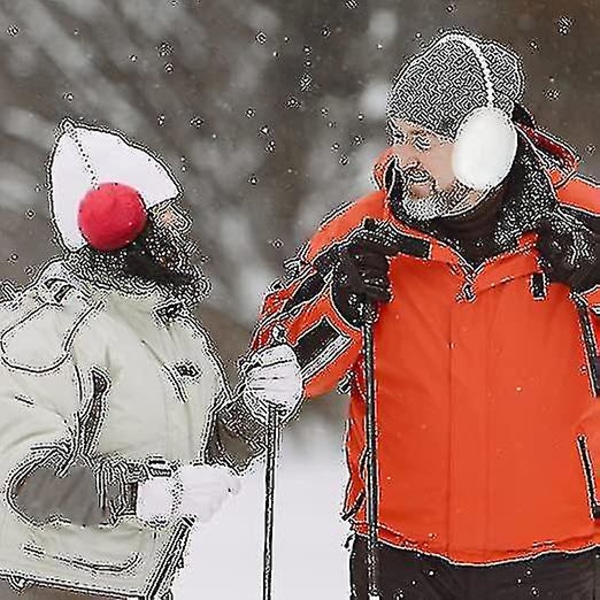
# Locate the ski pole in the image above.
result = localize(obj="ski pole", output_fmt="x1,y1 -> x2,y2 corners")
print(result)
362,300 -> 381,600
262,403 -> 281,600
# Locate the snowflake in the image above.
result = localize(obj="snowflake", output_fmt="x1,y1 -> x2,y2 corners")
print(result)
299,72 -> 313,92
556,16 -> 573,36
158,41 -> 173,57
285,96 -> 301,109
190,115 -> 205,128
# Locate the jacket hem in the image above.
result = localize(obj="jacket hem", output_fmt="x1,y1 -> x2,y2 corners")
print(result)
351,522 -> 599,567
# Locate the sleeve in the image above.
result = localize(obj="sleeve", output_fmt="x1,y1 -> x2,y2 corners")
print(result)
5,363 -> 146,529
0,289 -> 145,529
573,300 -> 600,520
203,396 -> 267,474
0,363 -> 116,527
250,200 -> 381,398
545,173 -> 600,518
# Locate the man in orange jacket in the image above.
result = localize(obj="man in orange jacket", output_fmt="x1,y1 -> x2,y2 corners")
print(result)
251,30 -> 600,599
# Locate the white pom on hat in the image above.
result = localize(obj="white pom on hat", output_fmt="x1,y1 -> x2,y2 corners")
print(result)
48,118 -> 181,250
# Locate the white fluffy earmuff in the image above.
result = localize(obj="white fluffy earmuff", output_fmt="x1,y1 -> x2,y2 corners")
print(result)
444,34 -> 518,191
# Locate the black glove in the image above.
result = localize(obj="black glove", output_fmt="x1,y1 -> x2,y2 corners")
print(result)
331,220 -> 400,326
536,209 -> 600,292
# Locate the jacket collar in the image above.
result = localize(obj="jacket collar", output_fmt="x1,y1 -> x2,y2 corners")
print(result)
374,131 -> 561,268
32,259 -> 186,325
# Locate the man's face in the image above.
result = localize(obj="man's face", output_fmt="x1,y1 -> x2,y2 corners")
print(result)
388,119 -> 478,220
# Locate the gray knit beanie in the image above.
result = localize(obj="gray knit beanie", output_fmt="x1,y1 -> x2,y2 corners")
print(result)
386,31 -> 525,140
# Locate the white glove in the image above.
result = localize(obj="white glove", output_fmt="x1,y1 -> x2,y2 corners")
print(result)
176,464 -> 240,522
136,475 -> 177,524
242,344 -> 304,423
136,465 -> 240,525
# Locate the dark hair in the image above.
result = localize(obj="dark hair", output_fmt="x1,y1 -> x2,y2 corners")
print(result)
66,216 -> 208,302
121,218 -> 195,288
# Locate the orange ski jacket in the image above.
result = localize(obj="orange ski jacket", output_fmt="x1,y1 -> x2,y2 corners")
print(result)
252,130 -> 600,565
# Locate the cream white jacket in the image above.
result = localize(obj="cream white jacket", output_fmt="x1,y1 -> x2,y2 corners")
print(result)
0,260 -> 257,598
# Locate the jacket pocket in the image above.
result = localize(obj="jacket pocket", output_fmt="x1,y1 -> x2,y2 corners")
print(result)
22,540 -> 141,574
576,435 -> 600,519
22,519 -> 147,575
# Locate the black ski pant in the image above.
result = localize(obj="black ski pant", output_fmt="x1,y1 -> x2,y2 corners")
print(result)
350,535 -> 598,599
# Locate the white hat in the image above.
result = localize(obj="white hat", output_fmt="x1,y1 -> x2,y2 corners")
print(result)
48,118 -> 181,250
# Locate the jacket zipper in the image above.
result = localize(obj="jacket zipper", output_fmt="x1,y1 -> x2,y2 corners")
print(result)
22,542 -> 141,573
459,263 -> 477,303
577,435 -> 600,519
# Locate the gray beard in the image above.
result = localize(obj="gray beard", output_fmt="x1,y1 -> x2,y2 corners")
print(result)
401,181 -> 472,221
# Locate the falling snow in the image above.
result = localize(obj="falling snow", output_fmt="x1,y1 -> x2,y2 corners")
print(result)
557,16 -> 573,36
0,4 -> 598,599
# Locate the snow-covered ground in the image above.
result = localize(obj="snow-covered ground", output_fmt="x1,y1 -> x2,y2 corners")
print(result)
173,396 -> 351,599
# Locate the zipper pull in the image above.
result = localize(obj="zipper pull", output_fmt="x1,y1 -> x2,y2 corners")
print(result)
461,280 -> 475,302
458,265 -> 476,302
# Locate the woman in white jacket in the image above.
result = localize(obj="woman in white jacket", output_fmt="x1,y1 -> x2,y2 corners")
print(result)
0,120 -> 302,600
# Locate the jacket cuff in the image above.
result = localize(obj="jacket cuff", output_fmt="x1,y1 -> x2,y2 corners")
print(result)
204,398 -> 267,474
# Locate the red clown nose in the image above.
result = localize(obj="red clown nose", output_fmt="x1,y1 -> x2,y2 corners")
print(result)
78,182 -> 148,251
